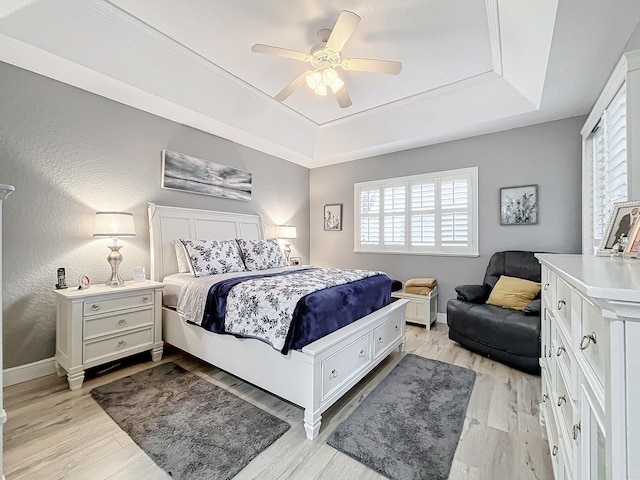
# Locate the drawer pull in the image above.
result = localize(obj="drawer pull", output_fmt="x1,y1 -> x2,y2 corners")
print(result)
117,319 -> 126,327
542,394 -> 548,402
330,369 -> 338,379
556,346 -> 565,356
544,283 -> 549,291
579,332 -> 597,350
572,423 -> 581,440
557,299 -> 566,311
91,304 -> 100,311
359,349 -> 366,358
557,395 -> 567,407
141,296 -> 150,303
552,445 -> 558,456
116,340 -> 127,349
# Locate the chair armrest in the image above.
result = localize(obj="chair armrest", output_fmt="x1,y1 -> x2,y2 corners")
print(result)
523,298 -> 541,316
455,284 -> 490,303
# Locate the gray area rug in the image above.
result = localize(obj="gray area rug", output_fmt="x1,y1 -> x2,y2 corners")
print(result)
327,354 -> 476,480
90,362 -> 290,480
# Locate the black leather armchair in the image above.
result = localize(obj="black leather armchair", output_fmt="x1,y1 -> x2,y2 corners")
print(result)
447,251 -> 541,374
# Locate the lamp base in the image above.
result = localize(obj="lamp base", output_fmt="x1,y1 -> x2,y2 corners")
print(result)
283,242 -> 292,265
105,245 -> 125,287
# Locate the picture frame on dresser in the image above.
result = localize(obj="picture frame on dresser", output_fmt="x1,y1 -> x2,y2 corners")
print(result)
597,200 -> 640,255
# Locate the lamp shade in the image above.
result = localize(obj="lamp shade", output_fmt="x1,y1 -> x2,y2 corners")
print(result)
276,225 -> 297,239
93,212 -> 136,238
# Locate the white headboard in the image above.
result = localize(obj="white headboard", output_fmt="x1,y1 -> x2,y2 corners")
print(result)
148,203 -> 265,281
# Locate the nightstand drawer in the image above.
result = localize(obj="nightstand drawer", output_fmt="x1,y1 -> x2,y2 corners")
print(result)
84,308 -> 153,340
83,328 -> 153,364
84,291 -> 154,316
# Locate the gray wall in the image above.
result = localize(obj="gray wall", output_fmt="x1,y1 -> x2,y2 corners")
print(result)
0,62 -> 310,368
310,117 -> 585,313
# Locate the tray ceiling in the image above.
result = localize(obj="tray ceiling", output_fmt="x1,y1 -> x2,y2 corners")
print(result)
1,0 -> 639,168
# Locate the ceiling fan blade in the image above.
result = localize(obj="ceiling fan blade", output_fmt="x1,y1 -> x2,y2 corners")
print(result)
251,44 -> 310,62
326,11 -> 361,52
342,58 -> 402,74
332,84 -> 352,108
274,70 -> 313,101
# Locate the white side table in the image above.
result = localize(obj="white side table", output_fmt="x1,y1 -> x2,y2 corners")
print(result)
391,287 -> 438,328
54,280 -> 165,390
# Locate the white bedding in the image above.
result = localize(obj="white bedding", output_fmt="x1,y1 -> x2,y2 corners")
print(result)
163,266 -> 309,323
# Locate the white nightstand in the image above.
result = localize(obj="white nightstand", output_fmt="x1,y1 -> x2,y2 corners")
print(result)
54,280 -> 165,390
391,287 -> 438,328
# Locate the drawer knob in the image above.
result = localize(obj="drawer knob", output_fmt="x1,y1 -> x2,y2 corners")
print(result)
557,395 -> 567,407
572,423 -> 581,440
378,336 -> 384,344
91,304 -> 100,311
117,319 -> 126,327
557,299 -> 566,311
330,369 -> 338,379
556,346 -> 565,357
579,332 -> 597,350
394,324 -> 399,330
359,349 -> 366,358
117,340 -> 126,349
552,445 -> 558,456
141,296 -> 150,303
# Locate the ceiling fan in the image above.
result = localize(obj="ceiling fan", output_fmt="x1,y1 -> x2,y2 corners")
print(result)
251,10 -> 402,108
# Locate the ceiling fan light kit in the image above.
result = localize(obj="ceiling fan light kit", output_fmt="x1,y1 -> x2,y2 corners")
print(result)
252,10 -> 402,108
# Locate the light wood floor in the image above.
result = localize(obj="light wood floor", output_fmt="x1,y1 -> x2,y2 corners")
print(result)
3,323 -> 553,480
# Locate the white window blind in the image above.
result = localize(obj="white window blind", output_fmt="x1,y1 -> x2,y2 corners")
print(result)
590,83 -> 628,249
354,167 -> 478,256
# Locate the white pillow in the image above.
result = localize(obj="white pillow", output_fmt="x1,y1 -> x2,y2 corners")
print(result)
173,240 -> 191,274
236,239 -> 287,271
180,239 -> 246,277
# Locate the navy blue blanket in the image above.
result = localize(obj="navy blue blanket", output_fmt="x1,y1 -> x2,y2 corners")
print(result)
200,269 -> 392,354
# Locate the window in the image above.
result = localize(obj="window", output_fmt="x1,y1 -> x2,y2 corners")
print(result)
354,167 -> 478,256
584,82 -> 628,252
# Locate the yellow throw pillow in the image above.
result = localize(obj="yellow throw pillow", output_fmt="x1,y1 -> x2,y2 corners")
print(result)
486,275 -> 541,311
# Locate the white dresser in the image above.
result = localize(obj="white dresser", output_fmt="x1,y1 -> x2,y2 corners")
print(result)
536,254 -> 640,480
0,185 -> 15,480
54,281 -> 165,390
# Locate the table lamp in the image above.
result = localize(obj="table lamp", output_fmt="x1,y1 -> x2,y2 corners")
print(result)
93,211 -> 136,286
276,225 -> 297,265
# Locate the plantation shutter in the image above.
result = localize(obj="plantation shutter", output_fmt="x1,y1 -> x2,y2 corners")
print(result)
591,83 -> 628,246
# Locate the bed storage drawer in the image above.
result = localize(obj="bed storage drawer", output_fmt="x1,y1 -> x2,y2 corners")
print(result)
83,291 -> 154,316
373,314 -> 403,359
83,328 -> 153,365
321,333 -> 372,400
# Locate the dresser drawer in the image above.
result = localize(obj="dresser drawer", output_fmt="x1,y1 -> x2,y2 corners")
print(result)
552,325 -> 572,389
83,291 -> 154,316
83,308 -> 153,340
554,277 -> 572,333
580,298 -> 609,386
373,314 -> 403,358
321,333 -> 371,400
541,266 -> 556,311
555,367 -> 574,438
83,328 -> 153,365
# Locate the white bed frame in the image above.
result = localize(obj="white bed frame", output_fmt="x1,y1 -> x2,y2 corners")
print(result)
148,203 -> 407,439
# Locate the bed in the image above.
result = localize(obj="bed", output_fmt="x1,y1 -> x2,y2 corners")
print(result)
148,203 -> 408,439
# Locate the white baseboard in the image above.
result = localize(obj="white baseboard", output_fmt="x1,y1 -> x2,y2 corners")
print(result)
3,357 -> 56,387
437,312 -> 447,324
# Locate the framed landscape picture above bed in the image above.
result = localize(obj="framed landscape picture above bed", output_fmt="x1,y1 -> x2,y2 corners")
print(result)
161,150 -> 252,201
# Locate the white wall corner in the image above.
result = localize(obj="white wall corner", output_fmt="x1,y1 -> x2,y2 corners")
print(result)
3,357 -> 56,387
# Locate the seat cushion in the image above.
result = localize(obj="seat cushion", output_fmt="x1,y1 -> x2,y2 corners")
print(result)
447,299 -> 540,358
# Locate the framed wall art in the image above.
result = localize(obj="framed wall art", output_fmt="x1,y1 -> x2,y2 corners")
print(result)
161,150 -> 252,201
324,204 -> 342,231
598,200 -> 640,255
500,184 -> 538,225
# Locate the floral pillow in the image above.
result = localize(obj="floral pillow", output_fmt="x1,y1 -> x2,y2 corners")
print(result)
236,238 -> 287,271
179,239 -> 246,277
